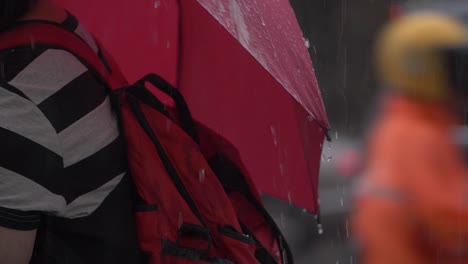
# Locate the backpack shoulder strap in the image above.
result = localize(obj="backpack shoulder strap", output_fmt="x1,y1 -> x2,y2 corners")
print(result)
0,22 -> 127,89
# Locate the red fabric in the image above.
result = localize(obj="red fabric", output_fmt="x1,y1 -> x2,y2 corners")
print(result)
56,0 -> 328,213
124,100 -> 259,263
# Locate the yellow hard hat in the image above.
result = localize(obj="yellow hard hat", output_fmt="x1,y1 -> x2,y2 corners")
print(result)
375,12 -> 468,101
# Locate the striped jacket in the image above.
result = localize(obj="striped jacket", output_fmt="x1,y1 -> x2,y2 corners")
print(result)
0,14 -> 141,263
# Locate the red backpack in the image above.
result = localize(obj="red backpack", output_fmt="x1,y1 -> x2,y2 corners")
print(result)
0,22 -> 293,263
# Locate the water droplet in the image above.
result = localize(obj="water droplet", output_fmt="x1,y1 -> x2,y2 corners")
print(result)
287,192 -> 292,205
302,208 -> 307,213
317,223 -> 324,235
199,168 -> 205,182
340,196 -> 344,207
154,0 -> 161,8
279,163 -> 285,176
304,38 -> 310,48
335,131 -> 339,140
327,156 -> 333,162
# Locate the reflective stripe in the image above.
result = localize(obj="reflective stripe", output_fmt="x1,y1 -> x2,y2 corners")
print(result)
354,178 -> 407,202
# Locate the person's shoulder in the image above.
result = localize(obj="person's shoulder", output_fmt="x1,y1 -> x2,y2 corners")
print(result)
1,45 -> 88,82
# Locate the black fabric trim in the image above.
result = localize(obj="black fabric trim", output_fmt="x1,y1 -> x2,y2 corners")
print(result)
162,239 -> 205,260
135,74 -> 199,143
0,207 -> 41,230
61,12 -> 79,32
126,85 -> 171,118
177,223 -> 212,251
162,240 -> 235,263
97,49 -> 112,73
218,225 -> 255,245
0,127 -> 62,193
134,204 -> 157,212
38,71 -> 107,133
62,136 -> 127,203
126,95 -> 206,226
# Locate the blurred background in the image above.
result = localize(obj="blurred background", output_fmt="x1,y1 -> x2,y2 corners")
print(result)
263,1 -> 396,263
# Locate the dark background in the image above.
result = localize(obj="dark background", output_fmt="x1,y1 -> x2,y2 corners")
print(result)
290,0 -> 395,135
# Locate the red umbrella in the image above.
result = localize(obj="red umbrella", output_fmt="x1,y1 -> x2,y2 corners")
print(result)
56,0 -> 330,213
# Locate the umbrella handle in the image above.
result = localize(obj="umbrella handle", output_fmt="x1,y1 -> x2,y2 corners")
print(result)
136,73 -> 199,144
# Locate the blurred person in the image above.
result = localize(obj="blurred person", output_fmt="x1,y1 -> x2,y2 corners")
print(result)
352,10 -> 468,264
0,0 -> 141,263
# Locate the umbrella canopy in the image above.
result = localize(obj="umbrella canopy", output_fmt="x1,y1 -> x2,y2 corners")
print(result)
56,0 -> 329,213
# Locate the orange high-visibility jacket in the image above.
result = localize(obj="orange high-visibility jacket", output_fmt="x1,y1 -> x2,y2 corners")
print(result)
353,95 -> 468,264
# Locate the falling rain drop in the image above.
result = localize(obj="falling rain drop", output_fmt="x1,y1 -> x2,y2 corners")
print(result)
280,212 -> 286,228
29,37 -> 36,50
279,163 -> 285,176
199,168 -> 205,183
304,38 -> 310,48
270,126 -> 278,146
154,0 -> 161,8
287,192 -> 292,205
345,218 -> 349,238
340,196 -> 344,207
327,141 -> 333,162
178,212 -> 183,227
335,131 -> 339,140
